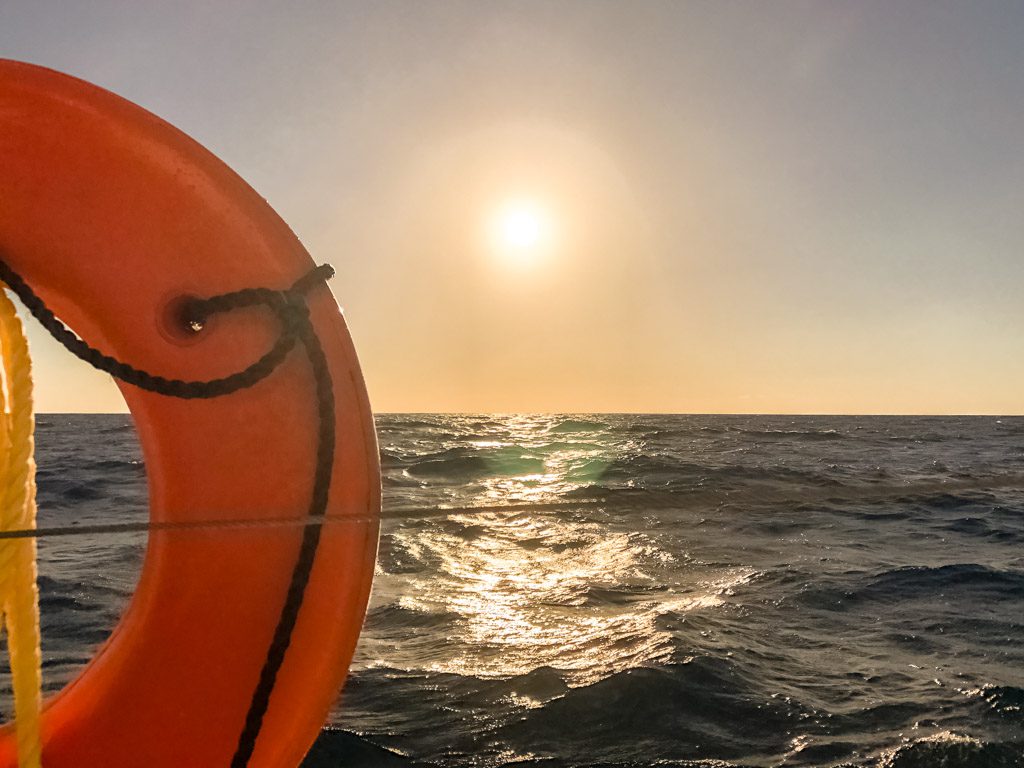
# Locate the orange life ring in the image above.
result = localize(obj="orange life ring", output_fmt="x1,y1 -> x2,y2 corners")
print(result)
0,59 -> 380,766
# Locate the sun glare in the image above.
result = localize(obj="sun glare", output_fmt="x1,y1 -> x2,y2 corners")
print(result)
489,201 -> 551,263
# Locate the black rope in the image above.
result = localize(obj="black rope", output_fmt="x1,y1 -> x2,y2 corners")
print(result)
0,257 -> 337,767
230,285 -> 336,768
0,260 -> 334,398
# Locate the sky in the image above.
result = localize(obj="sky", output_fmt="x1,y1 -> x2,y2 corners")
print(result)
2,1 -> 1024,414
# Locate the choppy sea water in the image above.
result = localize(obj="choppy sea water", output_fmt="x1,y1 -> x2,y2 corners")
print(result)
15,414 -> 1024,767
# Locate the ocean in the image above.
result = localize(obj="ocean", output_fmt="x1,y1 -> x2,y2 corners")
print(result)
18,414 -> 1024,767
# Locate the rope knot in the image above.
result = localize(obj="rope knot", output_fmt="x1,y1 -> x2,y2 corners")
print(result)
277,292 -> 310,332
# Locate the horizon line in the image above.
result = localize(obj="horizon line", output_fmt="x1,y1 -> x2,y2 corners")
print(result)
35,411 -> 1024,418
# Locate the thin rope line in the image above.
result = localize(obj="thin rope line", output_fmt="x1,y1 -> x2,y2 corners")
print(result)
1,466 -> 1022,543
0,500 -> 609,540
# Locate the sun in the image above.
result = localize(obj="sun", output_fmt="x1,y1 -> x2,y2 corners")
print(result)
489,200 -> 551,262
497,204 -> 542,249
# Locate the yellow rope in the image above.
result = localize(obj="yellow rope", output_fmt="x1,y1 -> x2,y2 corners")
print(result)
0,287 -> 43,767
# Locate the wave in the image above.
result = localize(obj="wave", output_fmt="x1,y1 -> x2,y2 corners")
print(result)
944,516 -> 1024,543
972,684 -> 1024,719
37,574 -> 133,600
98,422 -> 134,435
879,733 -> 1024,768
304,728 -> 1024,768
734,427 -> 847,441
546,419 -> 608,434
795,564 -> 1024,613
36,477 -> 106,502
480,666 -> 570,704
87,459 -> 145,473
366,602 -> 459,631
533,440 -> 606,452
304,728 -> 418,767
580,584 -> 670,608
379,418 -> 441,429
867,564 -> 1024,594
376,534 -> 438,574
380,448 -> 409,469
881,434 -> 953,444
406,448 -> 545,480
586,455 -> 843,494
903,491 -> 997,509
499,657 -> 803,763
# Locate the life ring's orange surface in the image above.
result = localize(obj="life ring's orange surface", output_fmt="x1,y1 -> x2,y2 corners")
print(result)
0,59 -> 380,766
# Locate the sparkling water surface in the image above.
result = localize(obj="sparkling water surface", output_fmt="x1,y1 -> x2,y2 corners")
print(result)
13,414 -> 1024,767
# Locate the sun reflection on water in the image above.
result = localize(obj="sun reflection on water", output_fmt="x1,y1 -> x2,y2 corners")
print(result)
366,414 -> 751,687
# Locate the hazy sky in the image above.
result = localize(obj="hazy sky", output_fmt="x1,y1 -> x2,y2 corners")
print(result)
3,1 -> 1024,413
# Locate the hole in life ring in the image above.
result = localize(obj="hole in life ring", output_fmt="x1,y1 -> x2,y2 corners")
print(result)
0,410 -> 146,714
0,302 -> 145,719
157,294 -> 208,346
